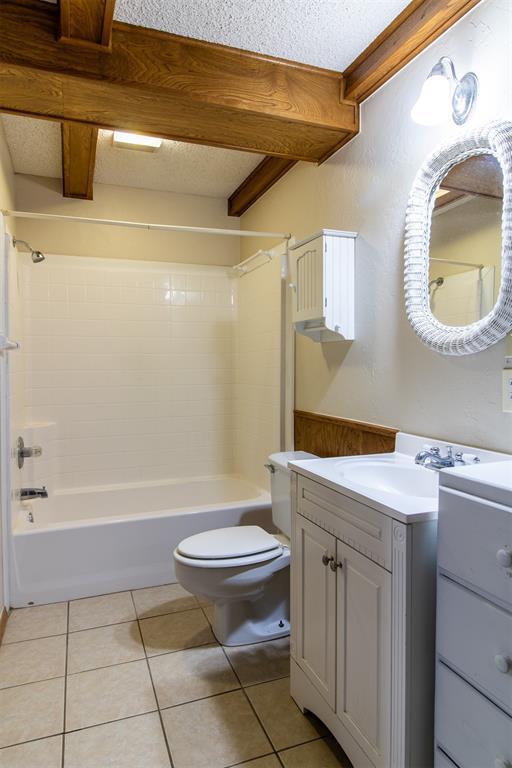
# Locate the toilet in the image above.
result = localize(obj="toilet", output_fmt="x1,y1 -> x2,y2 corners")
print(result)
173,451 -> 316,646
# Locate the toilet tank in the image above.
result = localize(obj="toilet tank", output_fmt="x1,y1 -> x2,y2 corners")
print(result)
267,451 -> 317,537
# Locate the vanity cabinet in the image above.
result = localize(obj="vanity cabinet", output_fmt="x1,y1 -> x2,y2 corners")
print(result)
291,473 -> 437,768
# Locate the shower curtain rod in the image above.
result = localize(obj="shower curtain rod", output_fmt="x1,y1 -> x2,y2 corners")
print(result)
1,210 -> 291,240
430,256 -> 484,270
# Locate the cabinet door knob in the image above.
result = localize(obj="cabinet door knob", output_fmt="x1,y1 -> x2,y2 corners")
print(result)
496,548 -> 512,568
322,554 -> 333,567
494,655 -> 511,674
329,560 -> 343,572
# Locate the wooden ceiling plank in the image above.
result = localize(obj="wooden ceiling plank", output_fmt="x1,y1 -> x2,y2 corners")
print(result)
230,0 -> 483,216
61,122 -> 98,199
0,0 -> 358,163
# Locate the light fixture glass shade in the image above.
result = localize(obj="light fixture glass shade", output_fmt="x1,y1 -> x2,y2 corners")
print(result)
112,131 -> 163,151
411,74 -> 452,125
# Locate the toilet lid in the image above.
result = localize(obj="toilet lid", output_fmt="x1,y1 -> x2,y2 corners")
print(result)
177,525 -> 280,560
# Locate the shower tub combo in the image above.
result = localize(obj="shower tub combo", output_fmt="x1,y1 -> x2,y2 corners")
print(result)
10,475 -> 271,607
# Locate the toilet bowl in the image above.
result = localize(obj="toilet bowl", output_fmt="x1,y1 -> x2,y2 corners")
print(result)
173,451 -> 316,646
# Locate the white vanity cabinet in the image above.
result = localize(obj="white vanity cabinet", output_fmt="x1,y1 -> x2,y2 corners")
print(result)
435,463 -> 512,768
290,473 -> 437,768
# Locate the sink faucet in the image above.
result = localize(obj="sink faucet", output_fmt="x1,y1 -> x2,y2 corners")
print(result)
414,446 -> 476,471
20,486 -> 48,500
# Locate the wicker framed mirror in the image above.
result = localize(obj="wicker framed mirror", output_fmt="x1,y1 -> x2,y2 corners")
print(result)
404,120 -> 512,355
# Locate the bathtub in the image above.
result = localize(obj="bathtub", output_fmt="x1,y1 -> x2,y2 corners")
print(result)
10,475 -> 271,607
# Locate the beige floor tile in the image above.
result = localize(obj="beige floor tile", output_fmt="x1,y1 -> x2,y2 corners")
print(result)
140,608 -> 214,657
68,591 -> 136,632
149,644 -> 239,708
3,603 -> 68,644
0,678 -> 65,748
0,735 -> 62,767
0,635 -> 66,689
202,604 -> 214,625
196,595 -> 212,607
67,621 -> 144,674
236,757 -> 281,768
132,583 -> 198,619
224,637 -> 290,686
161,689 -> 272,768
66,659 -> 157,731
278,737 -> 351,767
246,677 -> 325,751
64,712 -> 170,768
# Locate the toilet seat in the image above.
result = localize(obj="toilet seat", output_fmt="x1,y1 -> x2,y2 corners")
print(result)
174,525 -> 284,569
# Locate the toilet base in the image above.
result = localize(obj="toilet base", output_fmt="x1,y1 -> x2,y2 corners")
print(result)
212,594 -> 290,646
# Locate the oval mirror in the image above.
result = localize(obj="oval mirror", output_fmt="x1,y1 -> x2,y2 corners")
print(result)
404,120 -> 512,355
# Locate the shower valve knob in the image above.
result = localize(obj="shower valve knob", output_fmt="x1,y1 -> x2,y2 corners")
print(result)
17,437 -> 43,469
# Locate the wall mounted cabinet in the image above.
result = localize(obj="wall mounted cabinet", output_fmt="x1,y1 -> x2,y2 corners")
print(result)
290,473 -> 437,768
289,229 -> 356,342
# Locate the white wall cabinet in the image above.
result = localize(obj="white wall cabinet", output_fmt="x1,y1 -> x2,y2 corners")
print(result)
291,473 -> 437,768
289,229 -> 356,342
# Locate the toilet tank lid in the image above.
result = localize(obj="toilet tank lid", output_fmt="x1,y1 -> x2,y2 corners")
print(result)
177,525 -> 280,560
268,451 -> 317,471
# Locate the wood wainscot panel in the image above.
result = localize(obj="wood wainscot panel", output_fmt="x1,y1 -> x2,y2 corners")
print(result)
294,410 -> 397,457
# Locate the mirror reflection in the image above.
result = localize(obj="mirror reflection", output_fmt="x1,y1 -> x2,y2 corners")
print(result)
429,154 -> 502,326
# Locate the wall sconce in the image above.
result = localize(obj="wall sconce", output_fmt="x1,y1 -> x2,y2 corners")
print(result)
411,57 -> 478,126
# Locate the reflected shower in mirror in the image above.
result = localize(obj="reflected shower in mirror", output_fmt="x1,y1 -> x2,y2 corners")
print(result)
429,154 -> 502,326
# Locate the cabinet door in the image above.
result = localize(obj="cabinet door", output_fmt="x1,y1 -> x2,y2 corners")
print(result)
336,540 -> 391,768
293,513 -> 336,708
292,237 -> 325,324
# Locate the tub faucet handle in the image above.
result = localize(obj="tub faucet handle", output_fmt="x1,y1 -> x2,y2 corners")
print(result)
17,437 -> 43,469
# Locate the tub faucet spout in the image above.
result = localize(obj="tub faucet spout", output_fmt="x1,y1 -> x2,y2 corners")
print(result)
20,486 -> 48,500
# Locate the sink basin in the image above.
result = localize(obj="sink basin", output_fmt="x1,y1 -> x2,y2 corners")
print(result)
336,458 -> 438,499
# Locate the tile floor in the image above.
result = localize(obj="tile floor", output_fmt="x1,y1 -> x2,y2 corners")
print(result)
0,584 -> 350,768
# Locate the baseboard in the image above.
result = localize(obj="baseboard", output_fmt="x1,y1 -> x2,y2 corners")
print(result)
0,606 -> 8,646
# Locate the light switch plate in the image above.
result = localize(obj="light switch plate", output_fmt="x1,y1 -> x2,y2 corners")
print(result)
503,370 -> 512,412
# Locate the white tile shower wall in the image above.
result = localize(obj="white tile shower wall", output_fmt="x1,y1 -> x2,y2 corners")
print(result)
21,255 -> 237,489
233,248 -> 282,491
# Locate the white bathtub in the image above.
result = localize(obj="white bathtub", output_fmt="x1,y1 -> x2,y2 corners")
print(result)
10,475 -> 271,607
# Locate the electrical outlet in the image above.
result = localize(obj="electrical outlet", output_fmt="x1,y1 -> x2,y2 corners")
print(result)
503,370 -> 512,412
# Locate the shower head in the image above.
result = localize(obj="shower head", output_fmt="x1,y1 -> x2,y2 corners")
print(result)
12,238 -> 45,263
428,276 -> 444,290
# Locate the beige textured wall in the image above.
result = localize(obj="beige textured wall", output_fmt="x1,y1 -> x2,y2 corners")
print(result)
13,175 -> 241,266
0,121 -> 16,614
241,0 -> 512,453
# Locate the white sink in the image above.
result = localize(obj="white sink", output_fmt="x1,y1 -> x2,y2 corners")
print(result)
336,458 -> 438,500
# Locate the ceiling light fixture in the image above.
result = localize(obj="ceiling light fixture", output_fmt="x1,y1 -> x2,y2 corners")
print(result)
112,131 -> 163,151
411,57 -> 478,126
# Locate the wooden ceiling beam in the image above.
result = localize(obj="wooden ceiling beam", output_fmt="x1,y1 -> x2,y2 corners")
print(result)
230,0 -> 483,216
0,0 -> 358,163
228,157 -> 298,218
344,0 -> 482,103
61,122 -> 98,199
59,0 -> 116,50
58,0 -> 116,199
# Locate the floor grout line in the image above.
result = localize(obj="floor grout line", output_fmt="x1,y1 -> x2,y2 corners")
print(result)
129,590 -> 175,768
61,601 -> 70,768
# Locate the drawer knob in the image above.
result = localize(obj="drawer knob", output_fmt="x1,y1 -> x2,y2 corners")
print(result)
494,655 -> 511,674
496,548 -> 512,568
322,554 -> 333,567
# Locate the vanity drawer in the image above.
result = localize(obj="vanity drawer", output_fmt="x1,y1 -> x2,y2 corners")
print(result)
437,576 -> 512,716
297,476 -> 392,570
436,663 -> 512,768
438,488 -> 512,609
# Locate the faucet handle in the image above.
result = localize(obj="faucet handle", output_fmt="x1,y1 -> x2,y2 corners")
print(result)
431,446 -> 440,456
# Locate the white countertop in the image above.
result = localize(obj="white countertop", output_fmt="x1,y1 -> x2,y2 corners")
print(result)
289,432 -> 511,525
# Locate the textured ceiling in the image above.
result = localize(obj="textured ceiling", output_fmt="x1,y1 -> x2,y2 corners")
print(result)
113,0 -> 411,71
1,116 -> 264,198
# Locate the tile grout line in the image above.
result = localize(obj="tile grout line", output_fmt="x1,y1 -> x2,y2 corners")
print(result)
129,590 -> 175,768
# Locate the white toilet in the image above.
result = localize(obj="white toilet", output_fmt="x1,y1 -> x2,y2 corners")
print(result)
173,451 -> 315,646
